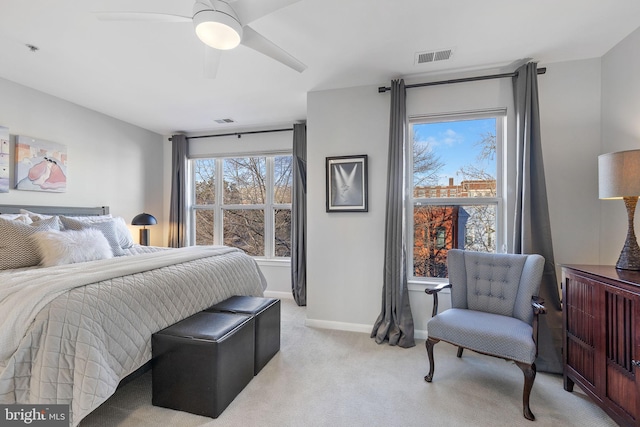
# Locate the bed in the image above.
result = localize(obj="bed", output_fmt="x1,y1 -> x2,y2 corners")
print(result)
0,205 -> 267,426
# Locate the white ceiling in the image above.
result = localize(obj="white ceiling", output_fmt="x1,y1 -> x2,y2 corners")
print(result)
0,0 -> 639,135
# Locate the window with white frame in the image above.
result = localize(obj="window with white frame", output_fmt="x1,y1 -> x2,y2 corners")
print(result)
409,110 -> 505,279
190,153 -> 292,258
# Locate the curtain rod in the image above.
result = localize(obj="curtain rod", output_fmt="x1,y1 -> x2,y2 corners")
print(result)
169,127 -> 293,141
377,67 -> 546,93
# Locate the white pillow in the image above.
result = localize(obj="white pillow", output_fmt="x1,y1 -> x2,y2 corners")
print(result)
20,209 -> 112,222
0,213 -> 33,224
113,216 -> 135,249
20,209 -> 50,221
31,228 -> 114,267
59,216 -> 125,256
0,216 -> 61,269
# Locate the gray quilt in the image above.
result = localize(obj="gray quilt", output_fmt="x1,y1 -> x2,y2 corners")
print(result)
0,246 -> 266,426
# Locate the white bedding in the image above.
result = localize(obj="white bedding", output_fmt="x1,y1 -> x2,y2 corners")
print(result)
0,245 -> 266,425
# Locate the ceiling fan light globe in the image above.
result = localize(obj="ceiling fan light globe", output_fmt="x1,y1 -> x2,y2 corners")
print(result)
194,9 -> 242,50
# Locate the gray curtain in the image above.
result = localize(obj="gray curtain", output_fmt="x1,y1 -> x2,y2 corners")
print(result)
371,79 -> 415,348
168,134 -> 188,248
513,63 -> 563,373
291,123 -> 307,306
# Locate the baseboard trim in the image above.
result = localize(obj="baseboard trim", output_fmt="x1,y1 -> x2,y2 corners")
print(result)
305,318 -> 372,334
305,318 -> 428,341
263,290 -> 294,300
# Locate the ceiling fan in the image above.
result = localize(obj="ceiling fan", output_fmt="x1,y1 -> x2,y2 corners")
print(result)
95,0 -> 307,78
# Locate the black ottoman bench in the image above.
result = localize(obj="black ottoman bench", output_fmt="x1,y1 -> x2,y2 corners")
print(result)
152,311 -> 255,418
206,296 -> 280,375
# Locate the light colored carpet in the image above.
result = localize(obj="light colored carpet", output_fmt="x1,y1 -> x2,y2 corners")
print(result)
80,299 -> 615,427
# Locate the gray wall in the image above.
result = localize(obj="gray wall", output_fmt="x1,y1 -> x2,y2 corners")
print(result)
305,57 -> 606,337
601,26 -> 640,265
0,77 -> 165,246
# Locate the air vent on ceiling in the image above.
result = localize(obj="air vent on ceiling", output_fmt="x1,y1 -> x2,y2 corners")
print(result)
214,118 -> 235,124
415,48 -> 453,65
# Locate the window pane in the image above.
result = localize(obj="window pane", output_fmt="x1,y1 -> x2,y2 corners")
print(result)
194,159 -> 215,204
223,209 -> 265,256
194,209 -> 214,245
413,204 -> 496,278
412,118 -> 496,199
275,208 -> 291,257
274,156 -> 292,204
223,157 -> 266,204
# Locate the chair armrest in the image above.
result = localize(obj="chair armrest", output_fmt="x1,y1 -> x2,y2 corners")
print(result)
424,282 -> 452,295
531,296 -> 546,315
425,283 -> 452,317
531,296 -> 546,354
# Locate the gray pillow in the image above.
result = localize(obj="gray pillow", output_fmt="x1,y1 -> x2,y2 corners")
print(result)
0,216 -> 61,269
60,216 -> 125,256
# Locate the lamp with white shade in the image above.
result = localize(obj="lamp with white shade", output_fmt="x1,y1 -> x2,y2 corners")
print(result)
598,149 -> 640,270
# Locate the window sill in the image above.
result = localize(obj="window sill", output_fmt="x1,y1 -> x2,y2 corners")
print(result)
408,279 -> 451,293
254,258 -> 291,268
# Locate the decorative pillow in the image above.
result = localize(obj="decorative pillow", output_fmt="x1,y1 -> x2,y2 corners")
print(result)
30,228 -> 113,267
0,213 -> 33,224
60,216 -> 125,256
21,208 -> 112,223
113,216 -> 135,249
56,215 -> 132,249
19,209 -> 54,221
0,216 -> 61,269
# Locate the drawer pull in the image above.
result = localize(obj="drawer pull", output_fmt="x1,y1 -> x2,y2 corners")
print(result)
632,360 -> 640,368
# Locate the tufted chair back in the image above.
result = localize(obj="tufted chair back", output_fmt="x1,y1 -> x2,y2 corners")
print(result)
447,249 -> 544,325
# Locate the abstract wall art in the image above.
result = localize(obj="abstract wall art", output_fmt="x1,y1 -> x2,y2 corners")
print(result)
15,135 -> 67,192
0,126 -> 9,193
326,154 -> 368,212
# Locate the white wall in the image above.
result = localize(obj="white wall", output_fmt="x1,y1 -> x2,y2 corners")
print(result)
538,59 -> 602,268
306,60 -> 605,338
0,77 -> 165,246
600,26 -> 640,265
306,85 -> 389,332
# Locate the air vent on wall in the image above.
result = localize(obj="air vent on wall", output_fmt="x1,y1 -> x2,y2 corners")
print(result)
415,48 -> 453,65
214,118 -> 235,124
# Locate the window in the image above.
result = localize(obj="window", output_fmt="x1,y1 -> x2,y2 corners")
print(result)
190,154 -> 292,258
409,111 -> 504,279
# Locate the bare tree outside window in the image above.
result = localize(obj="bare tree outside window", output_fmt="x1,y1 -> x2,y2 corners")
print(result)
192,155 -> 292,258
411,117 -> 500,278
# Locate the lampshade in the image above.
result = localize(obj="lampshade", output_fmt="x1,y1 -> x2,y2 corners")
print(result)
131,213 -> 157,226
598,149 -> 640,199
193,1 -> 243,50
599,149 -> 640,270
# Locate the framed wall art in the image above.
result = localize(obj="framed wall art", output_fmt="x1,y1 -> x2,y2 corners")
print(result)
326,154 -> 368,212
0,126 -> 9,193
15,135 -> 67,192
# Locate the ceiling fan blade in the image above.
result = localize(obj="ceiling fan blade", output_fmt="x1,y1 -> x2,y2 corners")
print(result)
94,12 -> 191,23
241,26 -> 306,73
231,0 -> 302,25
204,46 -> 222,79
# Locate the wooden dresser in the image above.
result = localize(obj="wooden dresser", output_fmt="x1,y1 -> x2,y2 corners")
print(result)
562,265 -> 640,426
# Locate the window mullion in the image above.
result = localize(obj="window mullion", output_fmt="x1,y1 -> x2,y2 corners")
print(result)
214,158 -> 224,245
265,157 -> 274,258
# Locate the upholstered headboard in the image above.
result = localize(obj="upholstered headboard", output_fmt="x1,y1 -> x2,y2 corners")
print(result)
0,204 -> 109,216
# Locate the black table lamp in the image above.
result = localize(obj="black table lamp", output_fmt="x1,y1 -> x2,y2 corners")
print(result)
131,213 -> 157,246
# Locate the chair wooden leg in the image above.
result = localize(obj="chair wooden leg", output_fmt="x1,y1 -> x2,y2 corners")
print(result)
424,337 -> 439,382
456,347 -> 464,358
515,361 -> 536,421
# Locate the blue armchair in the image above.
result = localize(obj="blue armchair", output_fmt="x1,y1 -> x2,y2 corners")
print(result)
424,249 -> 546,420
